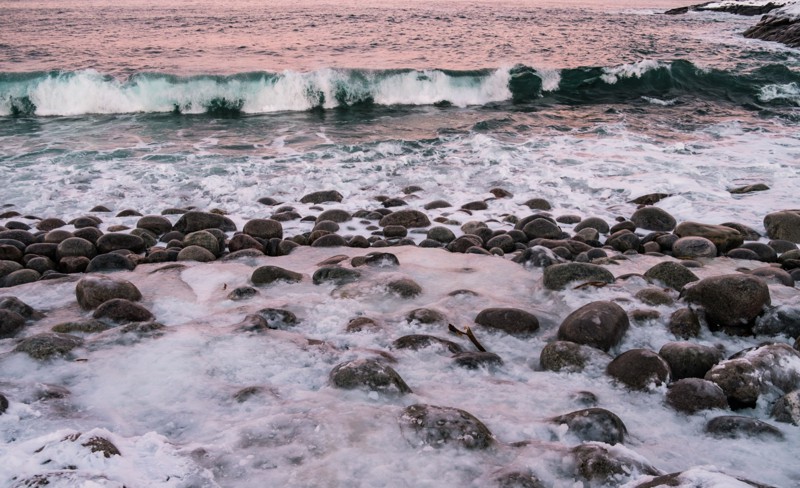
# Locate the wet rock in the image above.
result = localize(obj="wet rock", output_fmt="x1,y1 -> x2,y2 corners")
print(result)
705,416 -> 784,440
0,261 -> 24,281
769,239 -> 797,253
452,351 -> 503,369
631,207 -> 676,231
557,301 -> 629,352
574,217 -> 610,234
2,269 -> 39,287
0,392 -> 7,414
486,234 -> 515,253
379,209 -> 431,228
73,226 -> 103,245
329,358 -> 411,394
607,349 -> 671,390
86,253 -> 136,273
26,256 -> 56,275
227,286 -> 258,301
571,444 -> 661,485
539,340 -> 611,373
0,309 -> 26,338
300,190 -> 343,204
771,390 -> 800,425
672,236 -> 716,258
0,296 -> 40,320
311,233 -> 348,247
136,215 -> 173,236
668,308 -> 701,338
75,275 -> 142,310
58,256 -> 90,274
629,193 -> 671,205
251,265 -> 303,285
363,252 -> 400,267
177,245 -> 216,262
551,407 -> 627,444
51,319 -> 110,334
406,308 -> 447,325
727,248 -> 761,261
447,235 -> 483,253
0,230 -> 35,246
666,378 -> 728,413
493,470 -> 545,488
0,244 -> 23,263
399,403 -> 494,449
634,288 -> 673,306
392,334 -> 463,353
684,274 -> 770,332
346,316 -> 381,333
740,242 -> 778,262
14,333 -> 83,359
183,230 -> 221,256
174,211 -> 236,233
474,307 -> 539,336
254,308 -> 298,330
93,298 -> 154,324
96,233 -> 146,254
704,358 -> 760,409
56,237 -> 97,260
658,341 -> 723,380
523,198 -> 551,210
764,210 -> 800,243
243,218 -> 283,240
748,266 -> 794,287
424,199 -> 452,210
427,226 -> 456,243
543,263 -> 614,290
754,305 -> 800,337
81,436 -> 121,457
227,233 -> 264,253
36,217 -> 66,231
312,266 -> 361,285
674,222 -> 743,253
383,225 -> 407,238
522,218 -> 562,240
387,278 -> 422,298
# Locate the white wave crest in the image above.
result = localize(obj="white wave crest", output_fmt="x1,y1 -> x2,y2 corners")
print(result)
759,82 -> 800,105
600,60 -> 666,84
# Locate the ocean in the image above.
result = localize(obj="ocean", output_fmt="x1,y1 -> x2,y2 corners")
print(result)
1,0 -> 800,486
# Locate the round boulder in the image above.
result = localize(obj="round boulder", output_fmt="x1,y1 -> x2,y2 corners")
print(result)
557,301 -> 629,352
243,219 -> 283,240
92,298 -> 154,323
543,263 -> 614,290
75,275 -> 142,310
0,309 -> 25,339
539,340 -> 612,373
329,358 -> 411,394
551,407 -> 627,444
643,261 -> 699,291
607,349 -> 671,390
379,209 -> 431,228
684,274 -> 770,332
56,237 -> 97,260
399,403 -> 493,449
251,265 -> 303,285
14,333 -> 84,360
96,233 -> 146,254
771,390 -> 800,425
674,222 -> 743,253
666,378 -> 728,413
631,207 -> 676,231
705,415 -> 784,440
658,341 -> 723,380
474,308 -> 539,337
174,211 -> 236,233
671,236 -> 716,259
764,210 -> 800,243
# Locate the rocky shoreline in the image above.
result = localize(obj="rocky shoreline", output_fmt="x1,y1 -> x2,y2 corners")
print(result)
1,189 -> 800,486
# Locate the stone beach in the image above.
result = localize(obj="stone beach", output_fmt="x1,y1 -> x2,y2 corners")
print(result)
1,188 -> 799,487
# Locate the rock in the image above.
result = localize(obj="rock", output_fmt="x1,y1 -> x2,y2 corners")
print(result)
666,378 -> 728,413
136,215 -> 172,235
631,207 -> 676,231
474,307 -> 539,336
73,227 -> 103,244
447,235 -> 483,253
462,200 -> 488,211
571,444 -> 661,485
704,359 -> 761,409
539,340 -> 611,373
744,10 -> 800,49
387,278 -> 422,298
1,261 -> 26,281
0,296 -> 40,319
485,234 -> 515,253
51,319 -> 111,334
227,233 -> 265,253
551,407 -> 627,444
522,198 -> 551,210
543,263 -> 614,290
684,274 -> 770,332
184,230 -> 221,256
629,193 -> 671,205
634,288 -> 673,307
0,230 -> 35,246
705,416 -> 784,440
174,211 -> 236,233
379,209 -> 431,228
392,334 -> 463,353
86,253 -> 136,273
658,341 -> 723,380
383,225 -> 407,238
96,233 -> 146,254
75,275 -> 142,310
329,358 -> 411,394
312,266 -> 361,285
227,286 -> 259,301
2,269 -> 40,287
748,266 -> 794,287
733,343 -> 800,394
243,219 -> 283,240
754,305 -> 800,337
311,233 -> 348,247
424,199 -> 452,210
452,351 -> 503,369
522,218 -> 562,240
36,217 -> 66,231
81,436 -> 121,457
58,256 -> 90,274
406,308 -> 447,325
346,316 -> 381,333
574,217 -> 610,234
399,404 -> 494,449
300,190 -> 343,204
177,245 -> 216,262
56,237 -> 97,260
771,390 -> 800,425
674,222 -> 743,253
427,226 -> 456,243
0,309 -> 26,338
672,236 -> 717,258
92,298 -> 154,323
14,333 -> 83,359
607,349 -> 671,390
363,252 -> 400,267
493,470 -> 545,488
249,309 -> 295,331
643,261 -> 699,291
558,301 -> 629,352
0,392 -> 7,414
251,265 -> 303,285
727,248 -> 761,261
720,222 -> 761,241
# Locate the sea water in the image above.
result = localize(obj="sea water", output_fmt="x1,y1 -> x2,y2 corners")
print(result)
1,0 -> 800,486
